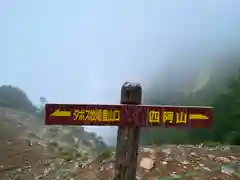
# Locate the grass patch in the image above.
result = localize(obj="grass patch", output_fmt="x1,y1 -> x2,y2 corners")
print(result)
96,149 -> 112,163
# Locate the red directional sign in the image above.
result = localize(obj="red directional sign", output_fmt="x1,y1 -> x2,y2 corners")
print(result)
45,104 -> 212,128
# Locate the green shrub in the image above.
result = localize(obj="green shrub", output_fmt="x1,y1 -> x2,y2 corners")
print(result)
96,149 -> 112,162
225,131 -> 240,145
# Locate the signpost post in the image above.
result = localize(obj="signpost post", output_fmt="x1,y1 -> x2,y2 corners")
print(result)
114,82 -> 142,180
45,82 -> 213,180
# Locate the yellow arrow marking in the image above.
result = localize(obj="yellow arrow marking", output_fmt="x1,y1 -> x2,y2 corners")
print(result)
50,109 -> 71,117
189,114 -> 208,120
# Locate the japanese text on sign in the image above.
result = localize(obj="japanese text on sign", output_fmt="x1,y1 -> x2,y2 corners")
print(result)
73,109 -> 120,122
148,110 -> 188,124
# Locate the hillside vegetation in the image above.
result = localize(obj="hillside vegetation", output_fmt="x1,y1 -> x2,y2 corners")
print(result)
0,85 -> 107,151
141,58 -> 240,146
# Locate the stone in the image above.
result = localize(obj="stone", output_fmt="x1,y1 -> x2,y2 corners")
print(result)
216,157 -> 231,163
140,158 -> 155,170
221,165 -> 235,175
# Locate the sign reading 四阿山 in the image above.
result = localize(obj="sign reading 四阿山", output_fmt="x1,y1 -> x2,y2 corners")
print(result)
45,104 -> 212,128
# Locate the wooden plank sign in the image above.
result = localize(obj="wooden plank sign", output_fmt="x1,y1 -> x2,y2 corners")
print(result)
45,104 -> 212,128
44,82 -> 213,180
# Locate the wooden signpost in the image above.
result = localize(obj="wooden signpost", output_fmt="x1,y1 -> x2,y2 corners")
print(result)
45,82 -> 213,180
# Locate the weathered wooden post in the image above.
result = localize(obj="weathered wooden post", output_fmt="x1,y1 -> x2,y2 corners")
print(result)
114,82 -> 142,180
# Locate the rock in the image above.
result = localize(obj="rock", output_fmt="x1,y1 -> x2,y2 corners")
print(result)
162,148 -> 171,156
219,145 -> 231,151
221,165 -> 235,175
142,147 -> 154,153
190,152 -> 197,157
182,160 -> 190,165
162,161 -> 167,165
16,168 -> 22,172
199,143 -> 204,148
216,157 -> 231,163
140,158 -> 154,170
200,164 -> 211,171
207,154 -> 215,160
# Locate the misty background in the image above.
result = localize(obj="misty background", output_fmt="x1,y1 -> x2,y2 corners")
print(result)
1,0 -> 240,145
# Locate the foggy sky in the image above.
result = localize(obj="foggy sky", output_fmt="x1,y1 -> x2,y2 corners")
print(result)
1,0 -> 240,144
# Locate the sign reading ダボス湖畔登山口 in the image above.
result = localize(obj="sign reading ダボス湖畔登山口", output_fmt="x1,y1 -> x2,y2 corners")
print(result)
45,104 -> 212,128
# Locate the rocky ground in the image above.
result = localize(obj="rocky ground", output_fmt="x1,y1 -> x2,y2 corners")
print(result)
0,107 -> 240,180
